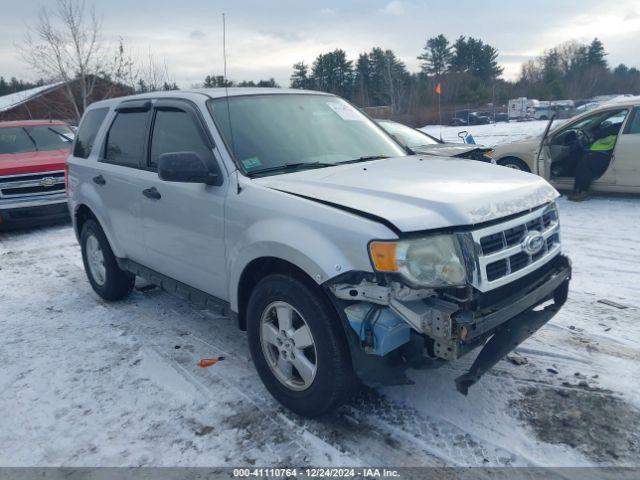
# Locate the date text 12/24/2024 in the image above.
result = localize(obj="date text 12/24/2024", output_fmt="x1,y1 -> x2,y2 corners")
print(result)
233,468 -> 400,478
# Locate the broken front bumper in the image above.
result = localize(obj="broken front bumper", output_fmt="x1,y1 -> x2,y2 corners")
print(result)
332,254 -> 572,394
455,254 -> 571,394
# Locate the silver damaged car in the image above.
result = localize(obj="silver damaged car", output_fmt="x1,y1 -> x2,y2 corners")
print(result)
67,89 -> 572,417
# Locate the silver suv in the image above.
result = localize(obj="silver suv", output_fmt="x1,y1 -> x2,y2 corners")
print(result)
67,88 -> 572,417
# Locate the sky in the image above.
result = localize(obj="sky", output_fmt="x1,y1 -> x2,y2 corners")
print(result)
0,0 -> 639,88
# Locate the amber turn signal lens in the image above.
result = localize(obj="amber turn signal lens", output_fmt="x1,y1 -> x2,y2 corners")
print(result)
369,241 -> 398,272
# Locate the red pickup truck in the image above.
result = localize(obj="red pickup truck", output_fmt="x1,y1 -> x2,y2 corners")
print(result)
0,120 -> 74,229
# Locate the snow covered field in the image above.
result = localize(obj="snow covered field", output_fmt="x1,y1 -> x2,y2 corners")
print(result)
1,196 -> 639,468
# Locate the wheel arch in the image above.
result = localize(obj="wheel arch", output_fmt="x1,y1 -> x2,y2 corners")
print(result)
497,155 -> 532,172
74,204 -> 96,240
73,202 -> 124,258
235,256 -> 331,331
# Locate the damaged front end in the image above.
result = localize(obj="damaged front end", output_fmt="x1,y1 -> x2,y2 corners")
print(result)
453,147 -> 495,163
325,203 -> 572,395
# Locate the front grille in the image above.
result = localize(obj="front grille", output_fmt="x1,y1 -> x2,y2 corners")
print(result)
509,251 -> 529,272
486,259 -> 508,281
471,203 -> 561,291
0,171 -> 65,198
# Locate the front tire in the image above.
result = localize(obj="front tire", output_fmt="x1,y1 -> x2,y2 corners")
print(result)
80,219 -> 134,301
247,274 -> 355,417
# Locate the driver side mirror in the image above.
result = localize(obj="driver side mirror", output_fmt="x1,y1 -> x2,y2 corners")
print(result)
157,152 -> 221,185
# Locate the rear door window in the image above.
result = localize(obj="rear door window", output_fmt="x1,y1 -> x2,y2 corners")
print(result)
149,109 -> 212,170
74,108 -> 108,159
103,111 -> 149,168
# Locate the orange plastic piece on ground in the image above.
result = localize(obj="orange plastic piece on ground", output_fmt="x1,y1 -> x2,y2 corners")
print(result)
198,356 -> 225,368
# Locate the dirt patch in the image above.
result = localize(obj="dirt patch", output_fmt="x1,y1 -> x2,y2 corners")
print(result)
513,385 -> 640,464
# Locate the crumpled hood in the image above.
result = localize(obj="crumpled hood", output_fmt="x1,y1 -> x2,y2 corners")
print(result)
254,156 -> 559,233
412,143 -> 488,157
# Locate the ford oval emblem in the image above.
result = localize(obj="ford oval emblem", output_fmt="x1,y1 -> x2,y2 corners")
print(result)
522,231 -> 545,255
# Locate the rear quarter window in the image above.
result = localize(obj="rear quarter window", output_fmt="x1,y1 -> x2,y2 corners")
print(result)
74,108 -> 109,159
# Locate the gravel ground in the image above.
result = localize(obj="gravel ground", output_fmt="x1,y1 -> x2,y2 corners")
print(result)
0,196 -> 639,467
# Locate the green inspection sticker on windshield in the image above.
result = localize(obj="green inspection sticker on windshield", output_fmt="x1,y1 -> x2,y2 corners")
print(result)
241,157 -> 262,169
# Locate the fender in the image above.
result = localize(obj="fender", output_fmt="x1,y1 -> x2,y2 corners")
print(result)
227,217 -> 369,313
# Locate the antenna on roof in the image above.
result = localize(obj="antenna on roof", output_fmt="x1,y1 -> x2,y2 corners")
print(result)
222,13 -> 228,85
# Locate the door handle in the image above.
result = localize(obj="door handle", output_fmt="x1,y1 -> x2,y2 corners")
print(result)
142,186 -> 161,200
92,175 -> 106,185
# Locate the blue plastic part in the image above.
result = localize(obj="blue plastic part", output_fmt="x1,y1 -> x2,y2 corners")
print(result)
464,133 -> 476,144
345,304 -> 412,356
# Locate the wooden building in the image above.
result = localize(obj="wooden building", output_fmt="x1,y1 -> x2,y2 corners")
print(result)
0,77 -> 132,125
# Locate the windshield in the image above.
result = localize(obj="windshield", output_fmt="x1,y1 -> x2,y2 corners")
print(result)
208,94 -> 406,175
0,125 -> 74,155
377,120 -> 439,148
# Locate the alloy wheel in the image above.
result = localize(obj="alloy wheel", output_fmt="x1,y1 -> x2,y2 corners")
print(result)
259,301 -> 317,391
86,234 -> 106,286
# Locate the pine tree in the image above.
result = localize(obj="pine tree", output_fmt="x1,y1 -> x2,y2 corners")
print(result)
310,49 -> 353,98
417,34 -> 452,77
449,36 -> 470,74
587,38 -> 607,69
354,53 -> 371,106
256,78 -> 279,87
450,36 -> 503,82
614,64 -> 629,76
290,62 -> 309,89
203,75 -> 216,88
203,75 -> 233,88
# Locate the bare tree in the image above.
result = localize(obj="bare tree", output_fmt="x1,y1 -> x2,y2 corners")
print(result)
135,49 -> 177,92
20,0 -> 104,120
19,1 -> 178,121
107,38 -> 137,92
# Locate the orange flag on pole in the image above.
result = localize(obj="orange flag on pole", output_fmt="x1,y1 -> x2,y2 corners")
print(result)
435,82 -> 442,95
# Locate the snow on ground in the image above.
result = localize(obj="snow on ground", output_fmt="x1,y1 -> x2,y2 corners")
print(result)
420,120 -> 566,147
0,196 -> 639,468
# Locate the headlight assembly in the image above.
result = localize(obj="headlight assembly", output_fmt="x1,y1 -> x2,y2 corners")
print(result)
369,235 -> 467,287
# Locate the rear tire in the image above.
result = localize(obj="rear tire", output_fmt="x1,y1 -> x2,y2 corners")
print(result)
498,157 -> 530,172
247,273 -> 355,417
80,219 -> 134,301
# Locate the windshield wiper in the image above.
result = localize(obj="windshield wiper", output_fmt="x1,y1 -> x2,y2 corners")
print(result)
336,155 -> 390,165
47,127 -> 73,142
21,128 -> 38,151
249,162 -> 335,176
